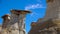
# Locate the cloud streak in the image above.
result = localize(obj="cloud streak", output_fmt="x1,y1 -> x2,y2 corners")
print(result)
24,0 -> 46,17
25,4 -> 46,10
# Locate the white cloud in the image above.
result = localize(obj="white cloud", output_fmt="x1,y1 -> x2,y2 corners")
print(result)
25,4 -> 46,10
24,0 -> 46,16
29,12 -> 40,18
30,12 -> 38,16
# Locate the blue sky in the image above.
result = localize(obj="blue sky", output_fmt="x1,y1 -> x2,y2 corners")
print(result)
0,0 -> 46,33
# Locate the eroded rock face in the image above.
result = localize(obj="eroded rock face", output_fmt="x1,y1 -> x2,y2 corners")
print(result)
45,0 -> 60,19
28,0 -> 60,34
0,26 -> 2,34
29,19 -> 60,34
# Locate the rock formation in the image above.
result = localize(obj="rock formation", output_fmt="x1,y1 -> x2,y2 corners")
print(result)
0,10 -> 31,34
28,0 -> 60,34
